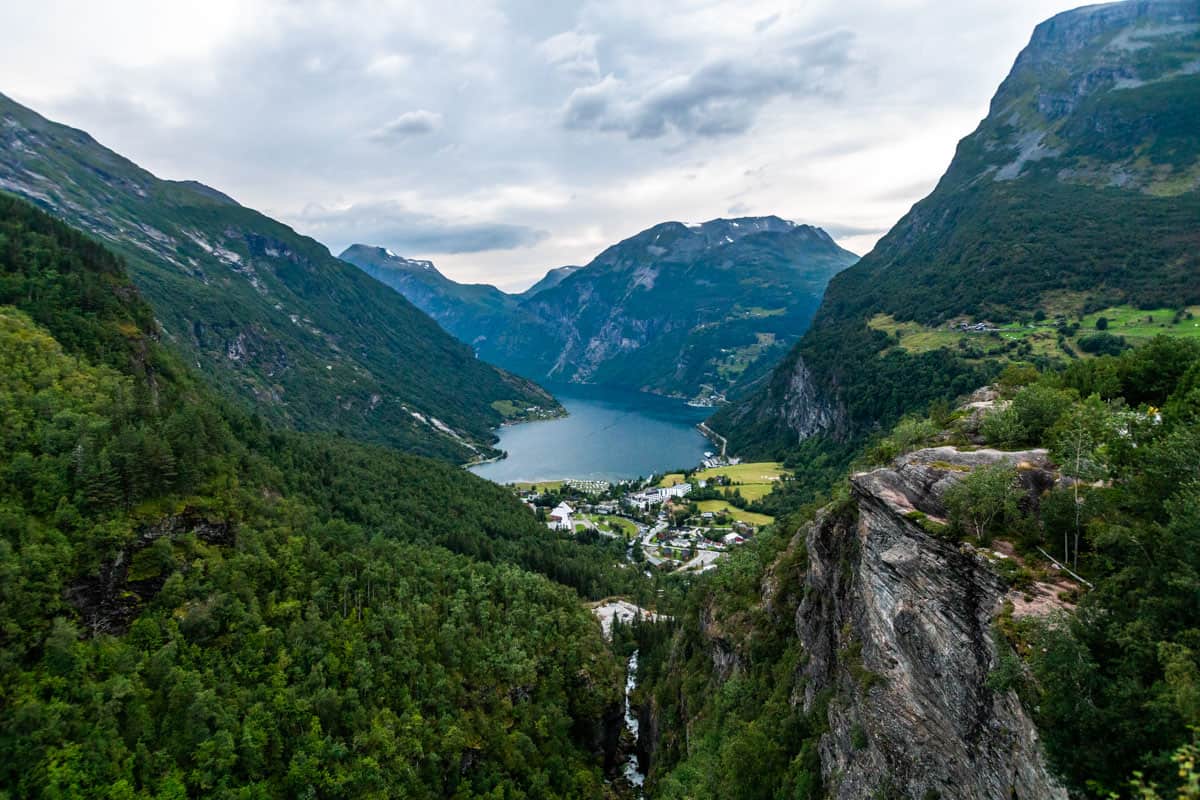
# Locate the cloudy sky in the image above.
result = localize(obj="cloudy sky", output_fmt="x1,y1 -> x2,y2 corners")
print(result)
2,0 -> 1081,291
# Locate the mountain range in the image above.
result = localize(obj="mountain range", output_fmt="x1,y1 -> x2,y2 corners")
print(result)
713,0 -> 1200,457
0,93 -> 559,462
341,216 -> 858,402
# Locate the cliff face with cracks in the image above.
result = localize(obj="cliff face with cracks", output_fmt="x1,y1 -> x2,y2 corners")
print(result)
643,444 -> 1070,798
798,447 -> 1066,799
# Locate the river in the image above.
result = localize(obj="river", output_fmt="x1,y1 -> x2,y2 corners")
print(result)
470,384 -> 713,483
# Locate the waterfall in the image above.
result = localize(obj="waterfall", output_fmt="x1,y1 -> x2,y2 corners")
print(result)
623,650 -> 646,793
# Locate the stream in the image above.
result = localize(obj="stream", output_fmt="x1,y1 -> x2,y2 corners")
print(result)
623,650 -> 646,795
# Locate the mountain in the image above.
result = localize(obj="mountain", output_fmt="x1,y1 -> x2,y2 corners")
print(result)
338,244 -> 521,352
342,217 -> 858,402
519,264 -> 582,298
712,0 -> 1200,457
0,93 -> 559,462
0,191 -> 637,797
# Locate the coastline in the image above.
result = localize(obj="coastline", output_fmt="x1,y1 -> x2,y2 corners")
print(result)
697,421 -> 728,458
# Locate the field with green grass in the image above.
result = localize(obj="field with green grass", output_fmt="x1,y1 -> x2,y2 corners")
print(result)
693,461 -> 784,506
694,461 -> 786,484
583,513 -> 639,539
658,473 -> 687,487
870,305 -> 1200,362
513,480 -> 565,493
695,500 -> 773,526
1078,305 -> 1200,341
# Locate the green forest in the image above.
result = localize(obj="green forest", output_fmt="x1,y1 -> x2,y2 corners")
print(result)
0,193 -> 638,798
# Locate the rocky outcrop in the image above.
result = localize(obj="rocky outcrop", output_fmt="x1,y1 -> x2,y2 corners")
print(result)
709,350 -> 847,448
797,447 -> 1066,799
66,510 -> 234,636
778,355 -> 847,441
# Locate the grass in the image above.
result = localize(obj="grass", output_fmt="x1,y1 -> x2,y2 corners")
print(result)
694,461 -> 785,484
870,305 -> 1200,362
693,461 -> 785,507
512,480 -> 564,493
696,500 -> 773,526
490,399 -> 521,418
716,333 -> 781,381
584,514 -> 639,539
1077,305 -> 1200,341
658,473 -> 687,487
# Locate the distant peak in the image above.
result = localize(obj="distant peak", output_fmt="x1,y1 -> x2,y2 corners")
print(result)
665,215 -> 831,246
339,244 -> 442,276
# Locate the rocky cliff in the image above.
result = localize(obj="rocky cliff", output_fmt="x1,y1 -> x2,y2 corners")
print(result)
796,446 -> 1068,799
642,442 -> 1073,798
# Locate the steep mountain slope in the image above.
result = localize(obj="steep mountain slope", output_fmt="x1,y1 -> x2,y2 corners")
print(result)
339,244 -> 521,351
343,217 -> 858,402
0,192 -> 635,798
0,93 -> 558,462
637,447 -> 1070,800
713,0 -> 1200,456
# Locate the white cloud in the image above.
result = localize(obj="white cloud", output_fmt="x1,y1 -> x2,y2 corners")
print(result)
539,30 -> 600,78
369,109 -> 444,144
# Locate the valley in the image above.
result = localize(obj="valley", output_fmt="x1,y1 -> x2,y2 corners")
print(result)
2,1 -> 1199,798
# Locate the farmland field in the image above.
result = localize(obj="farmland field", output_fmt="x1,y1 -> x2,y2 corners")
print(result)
696,500 -> 774,526
870,305 -> 1200,362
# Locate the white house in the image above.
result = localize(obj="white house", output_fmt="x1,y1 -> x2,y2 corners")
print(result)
548,502 -> 575,531
659,482 -> 692,500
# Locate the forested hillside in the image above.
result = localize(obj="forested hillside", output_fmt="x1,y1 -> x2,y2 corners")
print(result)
0,193 -> 632,798
0,94 -> 559,462
712,0 -> 1200,459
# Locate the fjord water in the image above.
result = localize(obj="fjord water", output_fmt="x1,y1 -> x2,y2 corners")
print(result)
470,384 -> 711,483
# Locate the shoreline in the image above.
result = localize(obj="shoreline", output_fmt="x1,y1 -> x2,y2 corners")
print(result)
697,421 -> 728,459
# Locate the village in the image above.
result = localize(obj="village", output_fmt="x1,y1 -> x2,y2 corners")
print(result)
511,455 -> 785,575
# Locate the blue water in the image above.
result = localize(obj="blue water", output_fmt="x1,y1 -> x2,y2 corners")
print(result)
470,384 -> 712,483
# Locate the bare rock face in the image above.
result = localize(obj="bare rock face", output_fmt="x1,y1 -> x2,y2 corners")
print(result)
796,448 -> 1067,799
713,351 -> 848,445
66,510 -> 234,636
780,355 -> 848,441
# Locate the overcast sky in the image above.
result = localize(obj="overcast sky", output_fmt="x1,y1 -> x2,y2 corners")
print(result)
1,0 -> 1082,291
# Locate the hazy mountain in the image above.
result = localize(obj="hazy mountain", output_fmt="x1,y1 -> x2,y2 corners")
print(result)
0,93 -> 559,462
338,244 -> 520,352
343,217 -> 858,401
713,0 -> 1200,456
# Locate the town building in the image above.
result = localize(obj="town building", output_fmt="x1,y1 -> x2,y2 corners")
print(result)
548,502 -> 575,531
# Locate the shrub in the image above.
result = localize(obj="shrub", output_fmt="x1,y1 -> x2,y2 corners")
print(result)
1077,332 -> 1128,356
980,407 -> 1025,447
944,463 -> 1021,546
